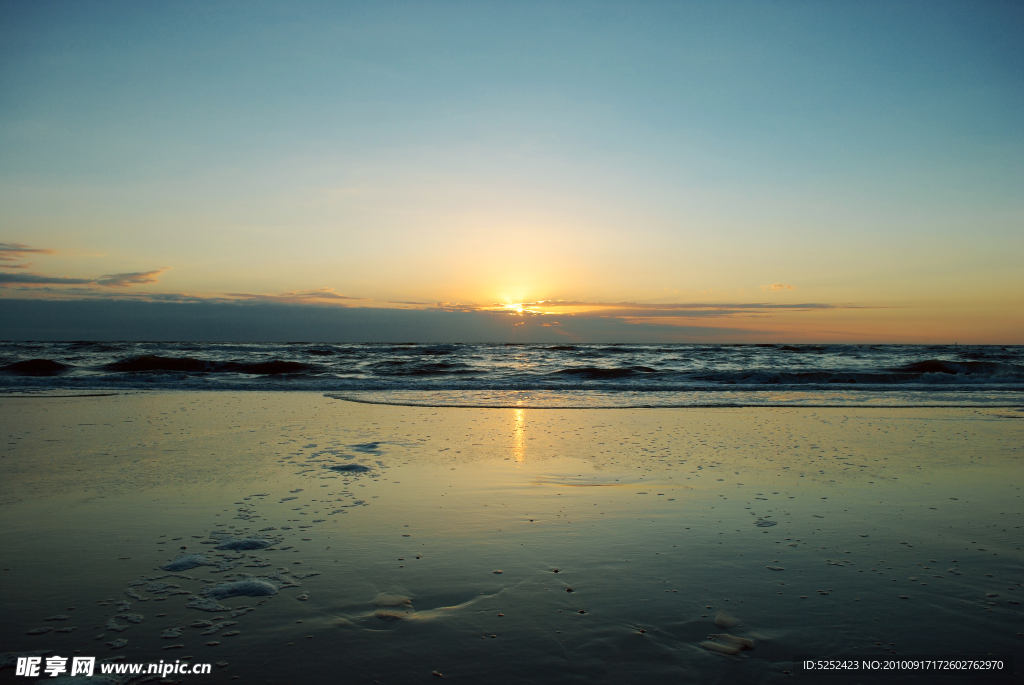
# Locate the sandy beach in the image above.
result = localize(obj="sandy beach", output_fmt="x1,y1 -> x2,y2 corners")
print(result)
1,392 -> 1021,683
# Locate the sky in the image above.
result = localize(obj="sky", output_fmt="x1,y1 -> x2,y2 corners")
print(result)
1,0 -> 1022,342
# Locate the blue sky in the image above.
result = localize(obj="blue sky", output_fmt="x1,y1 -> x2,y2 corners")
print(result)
1,1 -> 1021,342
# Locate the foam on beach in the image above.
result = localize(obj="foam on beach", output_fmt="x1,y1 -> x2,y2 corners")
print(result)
213,538 -> 273,551
160,553 -> 212,571
201,579 -> 279,600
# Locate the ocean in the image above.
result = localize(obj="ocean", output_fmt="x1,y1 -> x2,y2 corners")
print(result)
3,346 -> 1022,683
1,341 -> 1021,408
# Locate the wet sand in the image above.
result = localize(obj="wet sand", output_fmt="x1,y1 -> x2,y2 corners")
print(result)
0,393 -> 1021,684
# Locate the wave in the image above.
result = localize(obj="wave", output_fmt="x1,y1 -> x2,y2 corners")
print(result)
1,344 -> 1022,400
1,359 -> 73,376
365,359 -> 476,376
779,345 -> 827,353
550,366 -> 658,379
695,360 -> 1024,386
893,360 -> 1022,376
104,355 -> 313,375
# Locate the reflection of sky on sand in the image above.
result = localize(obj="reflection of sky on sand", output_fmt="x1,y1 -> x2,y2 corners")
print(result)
1,393 -> 1022,684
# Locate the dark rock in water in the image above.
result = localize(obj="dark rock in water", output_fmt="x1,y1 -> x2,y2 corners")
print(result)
1,359 -> 71,376
215,538 -> 272,551
329,464 -> 371,473
351,442 -> 382,453
161,553 -> 212,571
202,580 -> 278,600
753,518 -> 777,527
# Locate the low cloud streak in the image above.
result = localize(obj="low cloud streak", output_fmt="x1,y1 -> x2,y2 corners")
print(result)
0,242 -> 55,254
96,268 -> 169,287
0,267 -> 168,289
0,241 -> 54,270
0,273 -> 96,285
222,288 -> 367,305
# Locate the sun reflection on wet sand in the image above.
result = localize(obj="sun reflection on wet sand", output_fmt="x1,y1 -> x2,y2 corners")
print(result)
512,407 -> 526,464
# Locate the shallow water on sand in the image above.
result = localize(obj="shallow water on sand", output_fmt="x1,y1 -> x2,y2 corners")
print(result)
0,393 -> 1021,684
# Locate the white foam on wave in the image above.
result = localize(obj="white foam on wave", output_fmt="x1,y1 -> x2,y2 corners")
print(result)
325,389 -> 1024,409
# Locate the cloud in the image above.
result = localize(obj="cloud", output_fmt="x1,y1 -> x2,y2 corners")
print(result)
96,268 -> 169,287
463,299 -> 851,318
0,277 -> 873,331
0,243 -> 865,333
0,272 -> 95,285
0,298 -> 769,343
0,242 -> 54,269
4,286 -> 99,293
0,256 -> 31,268
0,267 -> 168,288
0,242 -> 55,254
428,298 -> 878,329
221,288 -> 367,304
0,242 -> 169,287
0,287 -> 214,303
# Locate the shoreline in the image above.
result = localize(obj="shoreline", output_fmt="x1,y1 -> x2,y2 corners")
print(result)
2,388 -> 1023,410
